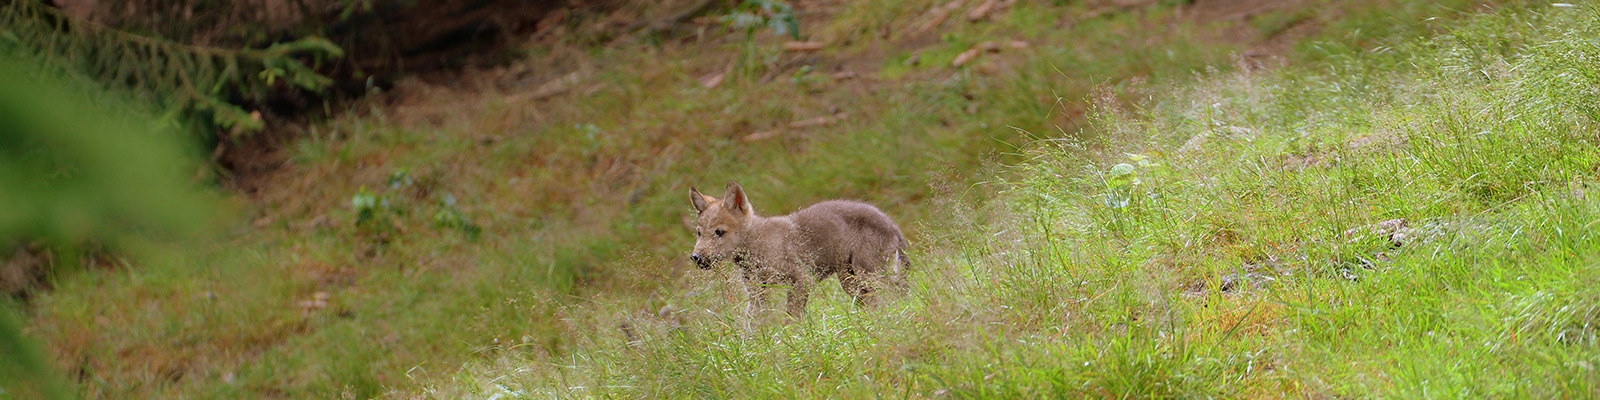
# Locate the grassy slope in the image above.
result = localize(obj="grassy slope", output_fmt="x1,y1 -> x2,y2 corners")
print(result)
992,4 -> 1600,397
418,1 -> 1600,399
15,0 -> 1551,398
22,1 -> 1216,397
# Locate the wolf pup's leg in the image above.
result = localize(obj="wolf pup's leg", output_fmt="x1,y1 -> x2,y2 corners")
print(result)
839,270 -> 875,307
742,270 -> 770,321
785,275 -> 811,319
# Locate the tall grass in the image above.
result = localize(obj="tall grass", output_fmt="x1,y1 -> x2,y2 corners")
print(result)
420,2 -> 1600,398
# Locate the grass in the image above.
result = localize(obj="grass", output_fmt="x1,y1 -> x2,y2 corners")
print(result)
418,1 -> 1600,398
10,0 -> 1570,398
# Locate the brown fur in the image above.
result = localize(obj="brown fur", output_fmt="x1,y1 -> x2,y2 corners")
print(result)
690,182 -> 910,319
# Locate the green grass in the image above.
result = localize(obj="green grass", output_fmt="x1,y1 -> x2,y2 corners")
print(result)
416,1 -> 1600,398
11,0 -> 1565,398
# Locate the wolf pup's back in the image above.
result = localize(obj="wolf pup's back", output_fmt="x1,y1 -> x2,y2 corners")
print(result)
789,200 -> 910,280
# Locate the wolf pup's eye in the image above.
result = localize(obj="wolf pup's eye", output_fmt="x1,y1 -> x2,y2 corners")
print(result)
714,229 -> 726,237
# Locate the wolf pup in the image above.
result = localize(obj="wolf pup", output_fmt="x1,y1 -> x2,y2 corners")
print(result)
690,182 -> 910,319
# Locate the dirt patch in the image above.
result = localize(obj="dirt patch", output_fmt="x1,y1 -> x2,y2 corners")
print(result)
324,0 -> 591,78
0,244 -> 50,297
214,122 -> 300,198
205,1 -> 631,193
1180,0 -> 1319,61
0,242 -> 116,301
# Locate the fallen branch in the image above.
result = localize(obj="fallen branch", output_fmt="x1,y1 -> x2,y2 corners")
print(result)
743,112 -> 850,142
782,41 -> 826,52
913,0 -> 966,35
966,0 -> 998,21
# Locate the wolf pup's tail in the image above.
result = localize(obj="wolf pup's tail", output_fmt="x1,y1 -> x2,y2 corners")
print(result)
892,237 -> 911,289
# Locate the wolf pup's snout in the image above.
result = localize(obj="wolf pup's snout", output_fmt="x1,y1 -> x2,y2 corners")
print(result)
690,253 -> 710,269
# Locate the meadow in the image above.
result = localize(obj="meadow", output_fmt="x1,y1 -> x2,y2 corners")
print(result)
10,0 -> 1595,398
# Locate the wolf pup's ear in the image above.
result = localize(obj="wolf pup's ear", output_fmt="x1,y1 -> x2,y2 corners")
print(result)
690,186 -> 712,213
724,181 -> 753,217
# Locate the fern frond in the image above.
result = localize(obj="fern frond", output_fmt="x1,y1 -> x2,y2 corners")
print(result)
0,0 -> 343,136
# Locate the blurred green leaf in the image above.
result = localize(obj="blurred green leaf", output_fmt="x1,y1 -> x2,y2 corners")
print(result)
0,49 -> 217,400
